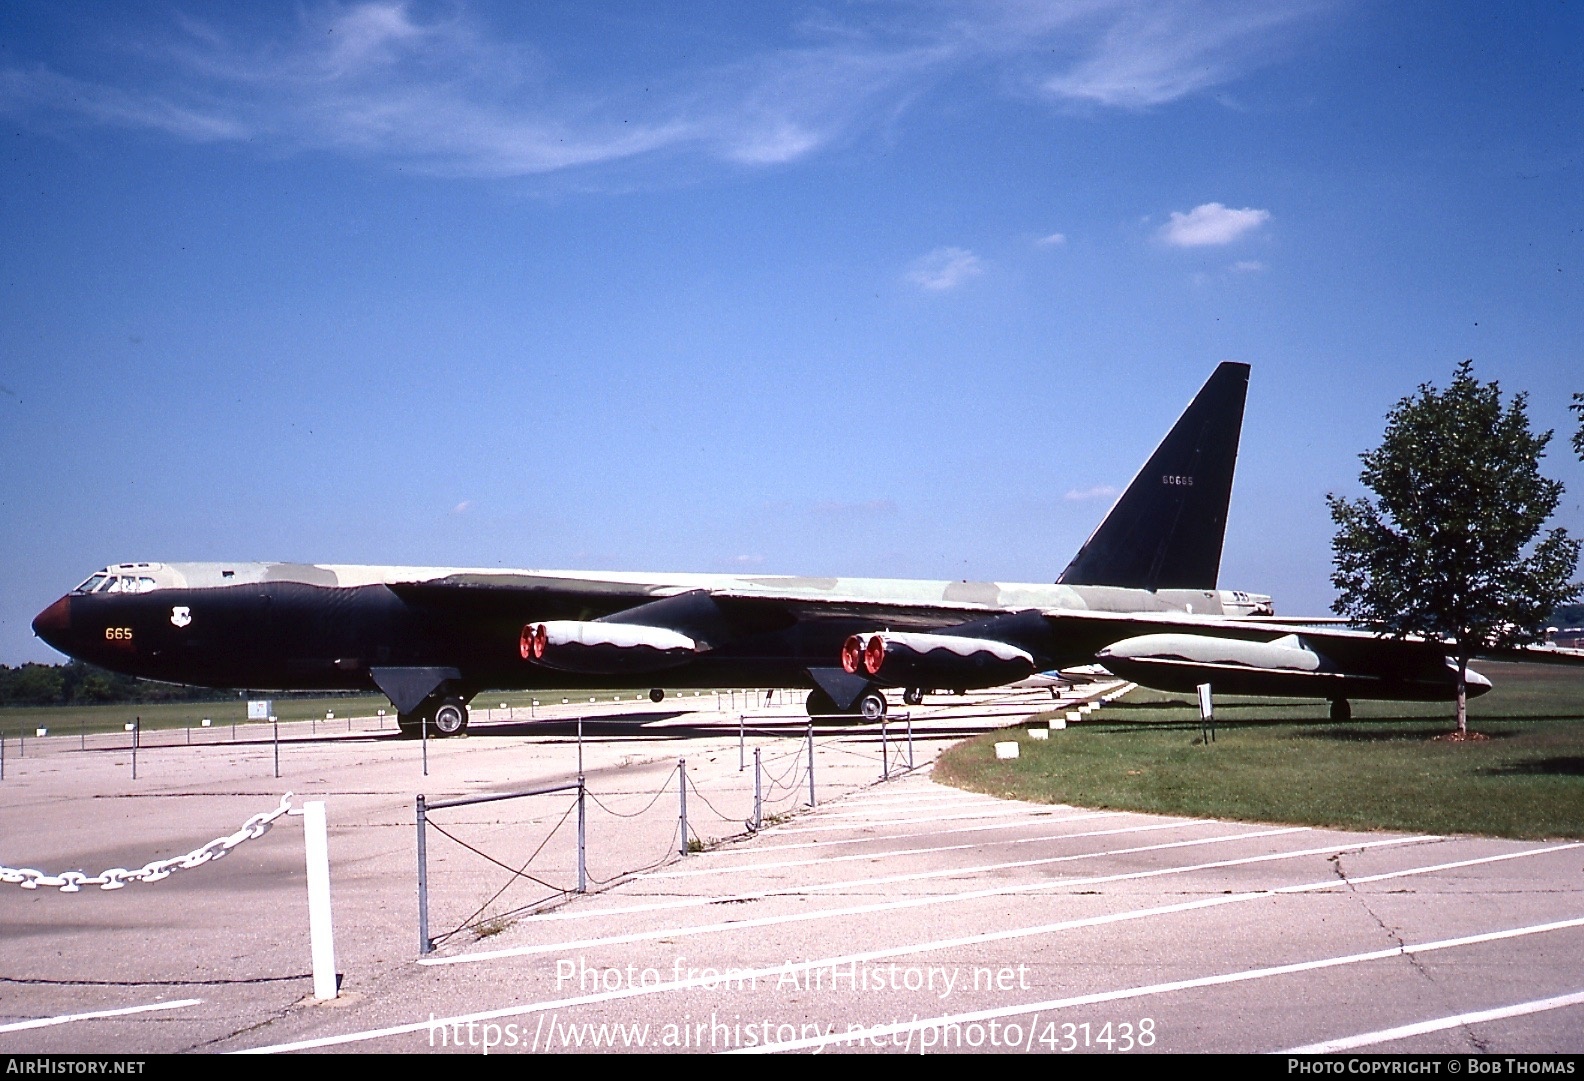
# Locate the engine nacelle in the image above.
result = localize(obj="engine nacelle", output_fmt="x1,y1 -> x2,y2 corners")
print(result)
521,620 -> 700,675
841,631 -> 1035,690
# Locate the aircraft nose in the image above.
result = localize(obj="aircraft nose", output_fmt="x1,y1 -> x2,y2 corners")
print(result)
32,595 -> 71,650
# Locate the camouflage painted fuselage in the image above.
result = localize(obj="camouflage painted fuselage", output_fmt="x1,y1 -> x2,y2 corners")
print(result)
33,560 -> 1271,697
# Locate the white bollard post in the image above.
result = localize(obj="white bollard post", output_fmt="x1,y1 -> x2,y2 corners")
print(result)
303,801 -> 338,1000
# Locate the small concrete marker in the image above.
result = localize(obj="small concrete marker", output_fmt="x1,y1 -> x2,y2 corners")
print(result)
994,741 -> 1020,760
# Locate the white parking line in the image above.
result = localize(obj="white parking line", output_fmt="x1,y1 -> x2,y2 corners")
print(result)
0,998 -> 202,1033
689,810 -> 1125,859
789,791 -> 1015,810
734,919 -> 1584,1054
647,817 -> 1216,881
497,825 -> 1308,926
422,833 -> 1432,964
785,798 -> 1047,821
239,846 -> 1580,1055
766,805 -> 1068,832
1282,989 -> 1584,1053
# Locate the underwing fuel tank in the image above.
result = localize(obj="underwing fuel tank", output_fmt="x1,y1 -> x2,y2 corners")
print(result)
522,620 -> 702,675
841,631 -> 1035,690
1096,633 -> 1491,701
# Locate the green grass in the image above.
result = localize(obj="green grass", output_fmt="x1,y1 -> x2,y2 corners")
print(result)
0,694 -> 394,737
934,662 -> 1584,840
0,685 -> 772,736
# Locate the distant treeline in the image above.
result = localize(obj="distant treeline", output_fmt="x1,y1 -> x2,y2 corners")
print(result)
0,661 -> 237,707
0,661 -> 365,708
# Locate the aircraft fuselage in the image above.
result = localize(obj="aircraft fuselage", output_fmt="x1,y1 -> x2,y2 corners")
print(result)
31,560 -> 1270,698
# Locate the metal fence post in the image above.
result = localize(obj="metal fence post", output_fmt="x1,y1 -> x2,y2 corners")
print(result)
907,711 -> 914,771
678,758 -> 688,855
738,714 -> 745,771
806,719 -> 816,807
753,747 -> 763,831
576,776 -> 587,893
880,713 -> 889,782
417,795 -> 431,955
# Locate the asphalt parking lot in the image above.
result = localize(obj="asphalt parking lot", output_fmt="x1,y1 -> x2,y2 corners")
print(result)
2,686 -> 1581,1055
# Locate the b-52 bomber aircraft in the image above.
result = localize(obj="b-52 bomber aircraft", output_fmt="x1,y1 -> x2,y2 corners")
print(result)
32,362 -> 1493,737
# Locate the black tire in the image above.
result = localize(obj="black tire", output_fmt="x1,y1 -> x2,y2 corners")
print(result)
858,690 -> 888,722
396,712 -> 422,739
432,698 -> 469,737
1329,698 -> 1351,722
649,688 -> 665,703
805,687 -> 839,717
902,687 -> 924,707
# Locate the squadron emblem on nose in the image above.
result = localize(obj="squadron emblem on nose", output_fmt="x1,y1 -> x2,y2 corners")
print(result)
170,606 -> 192,629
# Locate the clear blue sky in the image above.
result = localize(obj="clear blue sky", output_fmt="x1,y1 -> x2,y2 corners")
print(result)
3,1 -> 1581,664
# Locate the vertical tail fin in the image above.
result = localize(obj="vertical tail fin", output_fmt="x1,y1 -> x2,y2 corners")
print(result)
1057,361 -> 1249,591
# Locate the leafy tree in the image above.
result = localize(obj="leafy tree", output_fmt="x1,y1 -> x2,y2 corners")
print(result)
1572,392 -> 1583,461
1327,360 -> 1581,736
0,663 -> 65,706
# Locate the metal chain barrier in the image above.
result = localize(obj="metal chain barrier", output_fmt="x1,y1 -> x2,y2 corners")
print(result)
428,796 -> 581,947
683,770 -> 746,824
760,742 -> 807,794
584,763 -> 680,819
0,793 -> 295,892
585,818 -> 681,888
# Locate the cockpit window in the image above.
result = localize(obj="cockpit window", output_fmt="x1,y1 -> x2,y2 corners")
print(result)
136,577 -> 157,593
105,577 -> 124,593
75,574 -> 108,594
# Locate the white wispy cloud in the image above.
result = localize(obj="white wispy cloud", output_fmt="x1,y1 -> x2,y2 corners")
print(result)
1036,232 -> 1068,247
0,2 -> 1331,179
1064,485 -> 1119,502
907,247 -> 984,291
1040,1 -> 1320,108
1231,259 -> 1266,272
1160,202 -> 1271,246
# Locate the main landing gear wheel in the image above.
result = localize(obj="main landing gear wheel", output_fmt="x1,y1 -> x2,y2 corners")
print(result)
397,711 -> 421,738
857,690 -> 888,722
650,688 -> 665,703
902,687 -> 924,707
805,688 -> 838,718
432,697 -> 469,737
1329,698 -> 1351,722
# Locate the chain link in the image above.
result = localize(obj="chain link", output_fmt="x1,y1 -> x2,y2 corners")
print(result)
1,793 -> 295,892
